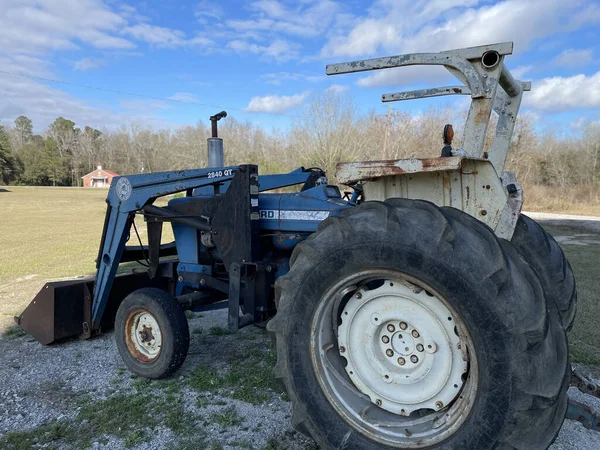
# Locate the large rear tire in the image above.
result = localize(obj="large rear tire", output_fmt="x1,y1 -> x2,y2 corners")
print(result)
115,287 -> 189,379
511,214 -> 577,331
268,199 -> 569,450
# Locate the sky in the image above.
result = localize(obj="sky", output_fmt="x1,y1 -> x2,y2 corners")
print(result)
0,0 -> 599,133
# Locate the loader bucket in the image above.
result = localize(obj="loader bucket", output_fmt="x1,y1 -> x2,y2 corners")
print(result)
15,271 -> 174,345
15,278 -> 94,345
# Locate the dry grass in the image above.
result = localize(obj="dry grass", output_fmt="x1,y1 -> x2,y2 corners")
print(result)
523,184 -> 600,216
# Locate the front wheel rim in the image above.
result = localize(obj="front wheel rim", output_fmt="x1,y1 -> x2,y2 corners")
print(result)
125,309 -> 163,363
310,270 -> 478,448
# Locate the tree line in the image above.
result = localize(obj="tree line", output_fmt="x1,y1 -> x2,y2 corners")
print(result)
1,92 -> 599,192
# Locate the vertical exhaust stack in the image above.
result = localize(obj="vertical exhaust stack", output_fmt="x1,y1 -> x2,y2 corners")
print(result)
207,111 -> 227,168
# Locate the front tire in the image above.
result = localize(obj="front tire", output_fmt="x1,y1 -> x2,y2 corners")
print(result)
115,288 -> 189,379
268,199 -> 569,450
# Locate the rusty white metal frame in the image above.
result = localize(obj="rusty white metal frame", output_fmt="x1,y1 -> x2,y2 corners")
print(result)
326,42 -> 530,174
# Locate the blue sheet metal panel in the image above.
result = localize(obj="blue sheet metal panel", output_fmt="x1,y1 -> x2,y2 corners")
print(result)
169,221 -> 199,264
258,185 -> 350,232
176,263 -> 211,295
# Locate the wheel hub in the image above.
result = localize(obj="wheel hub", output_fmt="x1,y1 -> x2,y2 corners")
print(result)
125,310 -> 163,362
337,280 -> 467,415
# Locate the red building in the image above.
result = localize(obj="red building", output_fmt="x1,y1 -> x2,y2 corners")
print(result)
82,164 -> 119,188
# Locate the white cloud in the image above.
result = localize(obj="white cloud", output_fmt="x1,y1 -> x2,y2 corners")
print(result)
259,72 -> 323,85
74,57 -> 104,71
0,0 -> 135,53
228,39 -> 299,62
195,0 -> 224,24
226,0 -> 341,38
122,24 -> 214,48
552,48 -> 593,68
325,84 -> 349,94
320,0 -> 600,58
245,91 -> 310,114
510,65 -> 533,79
167,92 -> 198,103
526,72 -> 600,112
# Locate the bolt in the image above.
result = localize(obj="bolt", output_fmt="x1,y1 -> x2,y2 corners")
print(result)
387,324 -> 395,332
480,210 -> 487,216
386,349 -> 394,357
339,346 -> 346,353
376,399 -> 382,407
355,292 -> 362,299
200,279 -> 206,285
411,355 -> 418,363
411,330 -> 420,338
382,336 -> 390,344
399,322 -> 408,330
178,276 -> 183,282
397,357 -> 405,366
266,265 -> 272,272
416,344 -> 424,352
435,401 -> 444,409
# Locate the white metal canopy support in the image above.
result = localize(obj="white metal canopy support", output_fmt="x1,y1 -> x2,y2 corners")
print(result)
326,41 -> 530,173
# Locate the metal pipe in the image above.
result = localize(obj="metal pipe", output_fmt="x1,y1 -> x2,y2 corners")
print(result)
142,205 -> 212,232
499,65 -> 521,97
207,138 -> 224,168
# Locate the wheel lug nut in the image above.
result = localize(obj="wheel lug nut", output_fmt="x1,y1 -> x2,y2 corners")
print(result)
355,292 -> 362,299
410,355 -> 418,363
399,322 -> 407,330
435,401 -> 444,409
382,335 -> 390,344
376,399 -> 382,407
339,346 -> 346,353
412,330 -> 420,338
387,324 -> 395,332
386,349 -> 394,357
416,344 -> 424,352
397,357 -> 405,365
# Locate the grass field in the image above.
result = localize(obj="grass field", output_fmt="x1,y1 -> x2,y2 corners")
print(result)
0,186 -> 599,367
0,187 -> 173,320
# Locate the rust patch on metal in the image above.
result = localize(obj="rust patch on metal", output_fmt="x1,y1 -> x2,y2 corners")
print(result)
336,157 -> 467,184
125,308 -> 159,364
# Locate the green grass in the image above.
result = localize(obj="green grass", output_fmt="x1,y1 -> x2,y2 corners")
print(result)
208,326 -> 233,336
542,222 -> 600,366
2,326 -> 27,339
189,342 -> 280,404
208,406 -> 242,427
0,390 -> 197,450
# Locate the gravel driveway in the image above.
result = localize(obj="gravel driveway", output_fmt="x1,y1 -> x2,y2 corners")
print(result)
1,307 -> 599,449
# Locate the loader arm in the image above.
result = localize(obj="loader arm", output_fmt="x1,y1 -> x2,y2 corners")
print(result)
91,166 -> 239,329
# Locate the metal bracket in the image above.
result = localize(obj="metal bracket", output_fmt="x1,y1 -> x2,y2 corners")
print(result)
326,41 -> 531,173
567,399 -> 600,432
572,369 -> 600,399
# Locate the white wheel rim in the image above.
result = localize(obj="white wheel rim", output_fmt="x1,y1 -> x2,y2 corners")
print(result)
311,270 -> 478,448
125,309 -> 162,362
338,280 -> 466,415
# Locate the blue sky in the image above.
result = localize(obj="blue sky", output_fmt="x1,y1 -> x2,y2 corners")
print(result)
1,0 -> 599,133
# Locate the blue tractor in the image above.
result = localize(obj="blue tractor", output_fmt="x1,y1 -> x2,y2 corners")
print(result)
17,43 -> 596,449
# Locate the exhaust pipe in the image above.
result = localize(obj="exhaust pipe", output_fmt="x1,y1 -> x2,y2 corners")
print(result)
208,111 -> 227,168
481,50 -> 521,97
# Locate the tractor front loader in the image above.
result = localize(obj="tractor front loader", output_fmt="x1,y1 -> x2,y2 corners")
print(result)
15,42 -> 600,449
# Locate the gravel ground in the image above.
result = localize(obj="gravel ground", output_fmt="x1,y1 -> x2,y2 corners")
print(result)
0,309 -> 314,450
1,307 -> 600,449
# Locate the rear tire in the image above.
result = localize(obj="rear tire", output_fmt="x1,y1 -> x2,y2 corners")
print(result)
268,199 -> 569,450
115,287 -> 189,379
511,214 -> 577,331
